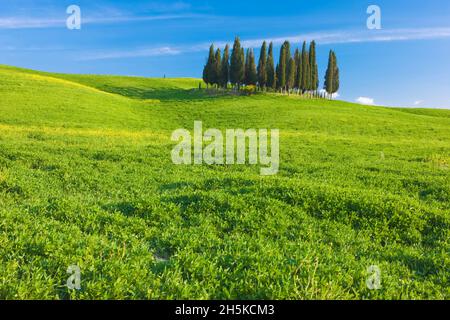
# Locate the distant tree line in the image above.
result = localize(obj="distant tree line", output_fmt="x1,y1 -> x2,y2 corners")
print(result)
203,37 -> 339,98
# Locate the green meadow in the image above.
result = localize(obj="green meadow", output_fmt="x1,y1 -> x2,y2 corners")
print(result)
0,64 -> 448,299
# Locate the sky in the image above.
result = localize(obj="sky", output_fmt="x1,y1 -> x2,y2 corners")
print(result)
1,0 -> 450,108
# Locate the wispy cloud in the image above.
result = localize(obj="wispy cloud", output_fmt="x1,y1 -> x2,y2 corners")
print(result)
0,17 -> 63,29
141,1 -> 192,13
86,47 -> 182,60
82,27 -> 450,60
84,13 -> 208,25
0,13 -> 207,29
241,27 -> 450,47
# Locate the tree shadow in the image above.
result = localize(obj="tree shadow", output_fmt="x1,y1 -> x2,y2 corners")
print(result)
98,85 -> 232,101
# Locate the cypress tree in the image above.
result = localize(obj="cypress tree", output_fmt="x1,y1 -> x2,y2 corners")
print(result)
240,47 -> 245,88
324,50 -> 332,97
332,51 -> 340,95
294,48 -> 301,90
275,64 -> 280,88
202,64 -> 208,88
257,41 -> 268,90
287,57 -> 296,93
214,48 -> 222,88
266,42 -> 276,90
324,50 -> 339,98
309,41 -> 319,92
244,49 -> 249,85
300,41 -> 310,93
230,37 -> 245,89
283,41 -> 291,70
230,38 -> 238,87
277,44 -> 287,91
245,48 -> 258,86
203,44 -> 216,88
220,44 -> 230,88
284,41 -> 292,88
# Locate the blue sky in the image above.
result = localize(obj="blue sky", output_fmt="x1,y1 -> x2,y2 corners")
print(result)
1,0 -> 450,108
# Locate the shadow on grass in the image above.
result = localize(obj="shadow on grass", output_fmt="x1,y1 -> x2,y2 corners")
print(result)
97,85 -> 234,101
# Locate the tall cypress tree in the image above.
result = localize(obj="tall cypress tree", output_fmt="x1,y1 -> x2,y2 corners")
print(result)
309,41 -> 319,92
283,41 -> 291,70
332,51 -> 340,95
230,37 -> 245,89
324,50 -> 339,98
284,41 -> 292,90
240,47 -> 245,88
245,48 -> 258,86
300,41 -> 310,93
287,57 -> 296,93
203,44 -> 216,88
266,42 -> 276,90
277,44 -> 287,91
220,44 -> 230,88
275,64 -> 280,89
324,50 -> 333,97
257,41 -> 268,90
244,49 -> 249,85
202,62 -> 208,88
294,48 -> 301,90
214,48 -> 222,88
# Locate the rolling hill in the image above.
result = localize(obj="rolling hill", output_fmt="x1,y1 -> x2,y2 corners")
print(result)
0,65 -> 448,299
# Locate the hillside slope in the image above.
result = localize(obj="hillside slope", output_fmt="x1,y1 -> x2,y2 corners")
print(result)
0,65 -> 449,299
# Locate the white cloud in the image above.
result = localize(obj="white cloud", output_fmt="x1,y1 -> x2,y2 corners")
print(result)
0,13 -> 206,29
414,100 -> 424,106
236,27 -> 450,48
1,7 -> 450,47
356,97 -> 375,105
81,27 -> 450,60
0,17 -> 63,29
142,1 -> 192,13
83,46 -> 181,60
84,13 -> 207,25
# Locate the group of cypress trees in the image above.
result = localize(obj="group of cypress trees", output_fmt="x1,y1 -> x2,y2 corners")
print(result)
203,37 -> 339,97
273,40 -> 319,95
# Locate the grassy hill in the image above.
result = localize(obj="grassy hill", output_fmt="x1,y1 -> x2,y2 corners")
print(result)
0,65 -> 448,299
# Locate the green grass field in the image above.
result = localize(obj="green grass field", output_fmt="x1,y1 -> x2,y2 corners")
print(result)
0,64 -> 448,299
